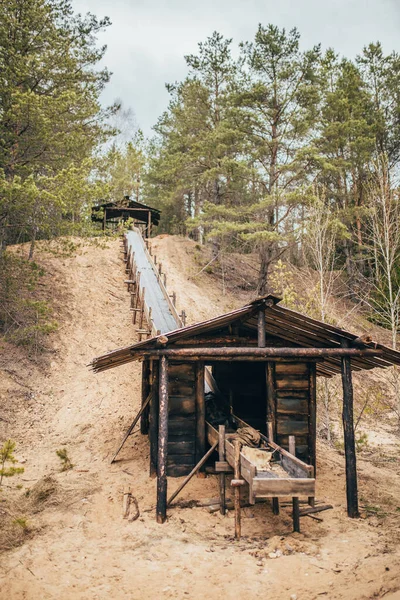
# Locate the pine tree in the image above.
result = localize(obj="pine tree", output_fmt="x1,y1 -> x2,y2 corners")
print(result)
0,0 -> 115,254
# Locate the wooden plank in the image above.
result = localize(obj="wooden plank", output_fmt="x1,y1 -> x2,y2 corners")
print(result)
167,465 -> 193,477
276,390 -> 309,399
252,477 -> 315,497
215,461 -> 233,473
167,455 -> 195,466
169,363 -> 195,379
169,397 -> 195,416
276,398 -> 309,414
168,433 -> 195,443
275,363 -> 309,375
281,454 -> 310,478
276,420 -> 309,436
168,441 -> 195,454
275,373 -> 310,382
275,379 -> 309,390
168,381 -> 195,396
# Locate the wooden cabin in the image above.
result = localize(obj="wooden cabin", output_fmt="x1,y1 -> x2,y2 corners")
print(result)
91,197 -> 160,235
92,295 -> 400,526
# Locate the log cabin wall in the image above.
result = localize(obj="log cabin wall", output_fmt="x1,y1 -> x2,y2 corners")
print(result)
274,361 -> 316,464
166,362 -> 197,477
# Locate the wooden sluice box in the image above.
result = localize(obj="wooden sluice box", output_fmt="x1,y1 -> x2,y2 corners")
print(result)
207,416 -> 315,533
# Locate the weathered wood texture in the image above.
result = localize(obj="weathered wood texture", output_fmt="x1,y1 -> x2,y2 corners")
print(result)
167,362 -> 196,476
274,362 -> 313,462
341,351 -> 359,518
195,362 -> 205,465
218,425 -> 226,514
149,362 -> 159,476
156,356 -> 169,523
140,359 -> 151,434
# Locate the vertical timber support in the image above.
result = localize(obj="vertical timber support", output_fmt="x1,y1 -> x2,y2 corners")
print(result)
341,342 -> 359,518
233,440 -> 242,539
147,210 -> 151,239
308,362 -> 317,507
289,435 -> 300,532
156,356 -> 169,523
195,362 -> 205,468
259,306 -> 279,515
218,425 -> 226,515
308,362 -> 317,471
140,360 -> 151,434
149,361 -> 159,477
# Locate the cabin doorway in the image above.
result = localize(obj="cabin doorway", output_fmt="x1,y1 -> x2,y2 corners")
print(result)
211,362 -> 268,434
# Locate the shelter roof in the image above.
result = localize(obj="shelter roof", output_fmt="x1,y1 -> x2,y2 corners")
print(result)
91,295 -> 400,377
91,197 -> 161,225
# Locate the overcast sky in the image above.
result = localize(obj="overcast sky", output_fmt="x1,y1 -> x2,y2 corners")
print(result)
71,0 -> 400,136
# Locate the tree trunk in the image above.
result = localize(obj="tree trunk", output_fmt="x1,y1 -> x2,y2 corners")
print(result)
28,225 -> 37,260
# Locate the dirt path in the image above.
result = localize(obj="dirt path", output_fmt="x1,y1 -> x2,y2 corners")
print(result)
0,237 -> 399,600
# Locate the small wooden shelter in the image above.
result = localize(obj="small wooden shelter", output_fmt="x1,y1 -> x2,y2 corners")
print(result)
91,197 -> 160,235
91,295 -> 400,527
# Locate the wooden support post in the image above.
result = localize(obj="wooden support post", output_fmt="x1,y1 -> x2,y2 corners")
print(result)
265,344 -> 279,515
138,288 -> 145,332
140,360 -> 151,434
133,272 -> 140,324
308,362 -> 317,472
163,273 -> 167,287
156,356 -> 169,524
195,362 -> 205,468
218,425 -> 226,515
341,343 -> 359,518
289,435 -> 300,530
308,363 -> 316,507
149,362 -> 159,477
103,208 -> 107,231
292,497 -> 300,533
233,440 -> 241,539
147,210 -> 151,239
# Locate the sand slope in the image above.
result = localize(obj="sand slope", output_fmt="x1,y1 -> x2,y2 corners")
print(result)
0,236 -> 399,600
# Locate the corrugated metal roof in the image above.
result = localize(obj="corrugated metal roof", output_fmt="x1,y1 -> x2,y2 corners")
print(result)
90,295 -> 400,376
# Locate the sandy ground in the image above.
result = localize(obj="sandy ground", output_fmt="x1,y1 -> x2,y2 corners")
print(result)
0,235 -> 399,600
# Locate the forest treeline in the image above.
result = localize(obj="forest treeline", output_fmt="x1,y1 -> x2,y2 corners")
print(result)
0,0 -> 399,349
144,28 -> 400,347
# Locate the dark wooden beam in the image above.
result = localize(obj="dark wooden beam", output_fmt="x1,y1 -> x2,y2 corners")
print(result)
156,356 -> 169,523
140,347 -> 383,359
140,359 -> 151,434
341,342 -> 359,518
149,361 -> 159,477
195,362 -> 205,466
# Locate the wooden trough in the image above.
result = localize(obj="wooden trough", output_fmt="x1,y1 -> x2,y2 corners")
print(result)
207,416 -> 315,534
